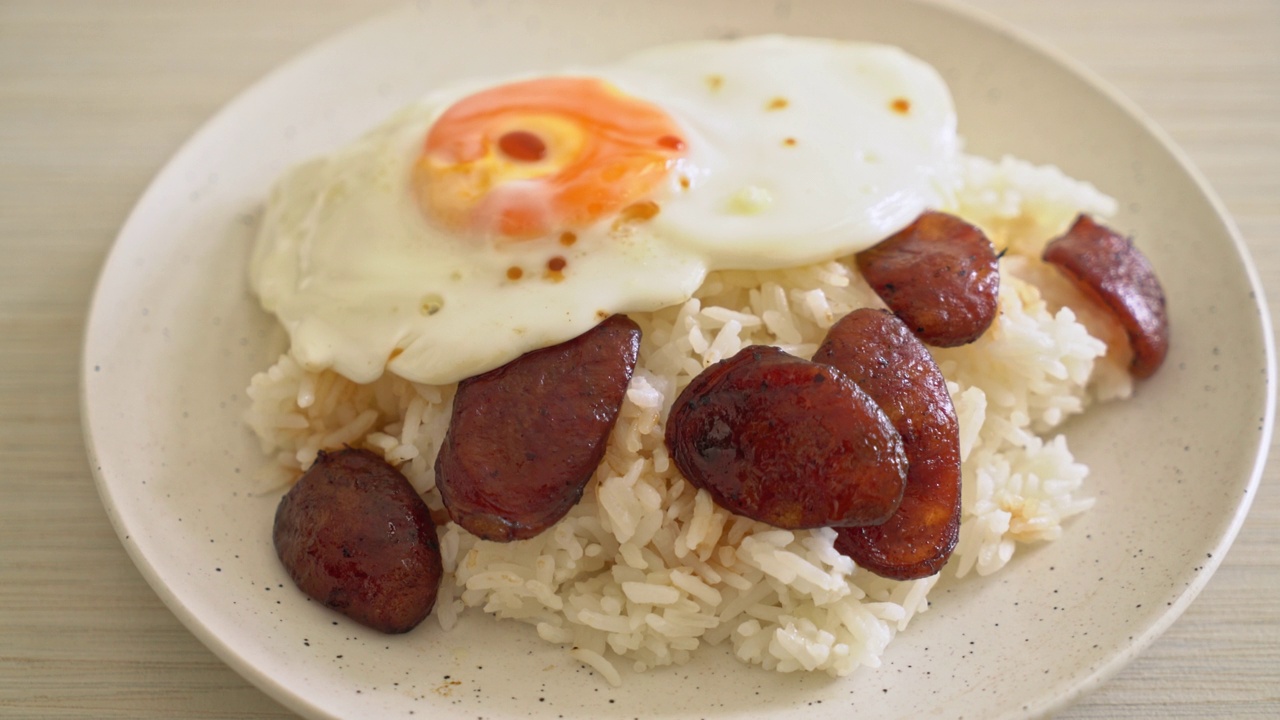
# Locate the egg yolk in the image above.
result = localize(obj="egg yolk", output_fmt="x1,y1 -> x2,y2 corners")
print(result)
414,77 -> 687,240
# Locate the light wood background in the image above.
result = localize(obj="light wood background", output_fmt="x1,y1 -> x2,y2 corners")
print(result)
1,1 -> 1276,717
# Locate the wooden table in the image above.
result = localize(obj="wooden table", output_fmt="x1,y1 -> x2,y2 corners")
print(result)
2,1 -> 1276,717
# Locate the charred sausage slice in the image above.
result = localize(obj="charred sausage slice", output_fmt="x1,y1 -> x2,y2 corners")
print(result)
273,448 -> 444,633
436,315 -> 641,542
665,345 -> 907,530
1042,214 -> 1169,379
856,210 -> 1000,347
815,308 -> 961,580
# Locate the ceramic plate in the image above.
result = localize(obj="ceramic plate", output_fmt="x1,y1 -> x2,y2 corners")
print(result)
81,1 -> 1274,718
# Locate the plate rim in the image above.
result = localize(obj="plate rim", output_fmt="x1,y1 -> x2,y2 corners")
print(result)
936,0 -> 1276,713
79,1 -> 1277,718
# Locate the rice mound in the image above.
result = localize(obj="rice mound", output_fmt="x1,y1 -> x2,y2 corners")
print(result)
246,154 -> 1127,683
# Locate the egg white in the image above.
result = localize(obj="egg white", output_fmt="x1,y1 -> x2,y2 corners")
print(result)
251,36 -> 960,385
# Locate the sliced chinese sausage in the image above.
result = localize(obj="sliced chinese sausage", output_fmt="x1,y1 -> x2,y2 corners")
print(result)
273,448 -> 444,633
1042,214 -> 1169,379
665,345 -> 907,530
435,314 -> 640,542
814,308 -> 961,580
856,210 -> 1000,347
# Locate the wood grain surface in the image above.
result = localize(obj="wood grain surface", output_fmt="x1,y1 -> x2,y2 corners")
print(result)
1,1 -> 1276,717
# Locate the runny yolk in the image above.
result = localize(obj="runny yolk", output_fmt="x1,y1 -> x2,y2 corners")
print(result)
497,130 -> 547,162
414,77 -> 688,240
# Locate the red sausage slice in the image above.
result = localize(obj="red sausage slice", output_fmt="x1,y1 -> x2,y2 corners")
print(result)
814,308 -> 962,580
856,211 -> 1000,347
665,345 -> 907,530
1042,214 -> 1169,379
273,448 -> 444,633
435,315 -> 641,542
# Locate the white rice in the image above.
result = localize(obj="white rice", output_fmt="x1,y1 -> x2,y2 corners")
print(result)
245,153 -> 1129,682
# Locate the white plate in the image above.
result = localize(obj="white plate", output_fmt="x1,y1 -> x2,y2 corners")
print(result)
81,1 -> 1274,718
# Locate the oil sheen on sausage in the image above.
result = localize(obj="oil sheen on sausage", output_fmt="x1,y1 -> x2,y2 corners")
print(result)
814,308 -> 962,580
665,345 -> 907,530
273,448 -> 444,633
856,210 -> 1000,347
1042,214 -> 1169,379
435,314 -> 641,542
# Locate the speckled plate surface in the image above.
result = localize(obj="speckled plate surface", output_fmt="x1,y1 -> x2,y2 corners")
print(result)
81,1 -> 1274,718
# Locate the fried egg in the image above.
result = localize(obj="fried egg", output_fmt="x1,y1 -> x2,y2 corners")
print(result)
251,36 -> 960,385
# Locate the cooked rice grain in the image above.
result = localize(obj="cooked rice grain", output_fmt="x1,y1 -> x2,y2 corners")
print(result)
245,154 -> 1127,683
